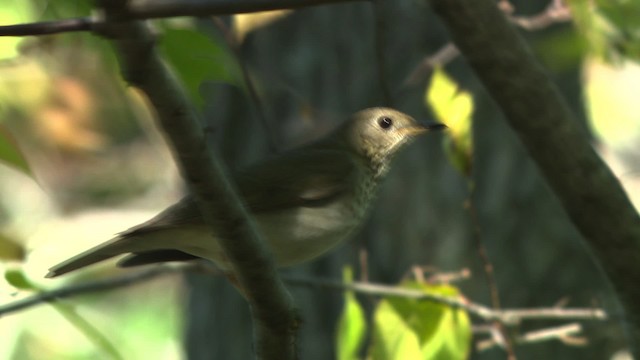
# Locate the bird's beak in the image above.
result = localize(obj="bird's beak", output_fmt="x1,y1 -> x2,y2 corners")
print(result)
424,122 -> 447,131
400,122 -> 447,136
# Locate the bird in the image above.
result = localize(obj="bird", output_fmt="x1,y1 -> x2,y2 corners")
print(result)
46,107 -> 445,278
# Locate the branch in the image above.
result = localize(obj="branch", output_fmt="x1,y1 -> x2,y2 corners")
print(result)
476,323 -> 587,351
429,0 -> 640,355
507,0 -> 572,31
0,18 -> 93,36
1,266 -> 606,328
0,266 -> 179,316
93,1 -> 297,359
401,0 -> 571,89
283,275 -> 607,325
128,0 -> 366,19
0,0 -> 364,37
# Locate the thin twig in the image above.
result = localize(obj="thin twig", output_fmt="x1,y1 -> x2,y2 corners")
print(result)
476,323 -> 586,351
401,42 -> 459,88
466,188 -> 519,358
1,267 -> 607,327
0,17 -> 93,36
0,0 -> 365,37
283,275 -> 607,325
0,266 -> 179,316
401,0 -> 572,90
128,0 -> 366,19
509,0 -> 572,31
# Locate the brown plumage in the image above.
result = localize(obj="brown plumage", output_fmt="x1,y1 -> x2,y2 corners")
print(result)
46,108 -> 444,278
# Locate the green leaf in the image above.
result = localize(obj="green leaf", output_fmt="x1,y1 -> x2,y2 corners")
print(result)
4,267 -> 36,290
426,67 -> 474,177
0,125 -> 31,176
159,28 -> 242,108
336,267 -> 367,360
0,233 -> 25,261
370,282 -> 471,360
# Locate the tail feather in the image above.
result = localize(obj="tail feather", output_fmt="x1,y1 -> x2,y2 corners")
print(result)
46,237 -> 129,278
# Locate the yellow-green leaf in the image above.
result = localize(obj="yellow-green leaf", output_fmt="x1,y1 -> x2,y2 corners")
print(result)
426,67 -> 474,177
4,267 -> 36,290
336,267 -> 366,360
370,281 -> 471,360
234,10 -> 293,42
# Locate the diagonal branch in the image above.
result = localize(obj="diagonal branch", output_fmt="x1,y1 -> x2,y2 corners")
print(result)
92,1 -> 297,359
428,0 -> 640,355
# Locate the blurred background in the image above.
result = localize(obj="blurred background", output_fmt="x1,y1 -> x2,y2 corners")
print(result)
1,0 -> 640,359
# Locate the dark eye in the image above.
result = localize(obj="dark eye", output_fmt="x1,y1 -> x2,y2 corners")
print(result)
378,116 -> 393,129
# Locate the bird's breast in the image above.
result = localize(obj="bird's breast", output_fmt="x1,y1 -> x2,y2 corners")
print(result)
255,192 -> 365,266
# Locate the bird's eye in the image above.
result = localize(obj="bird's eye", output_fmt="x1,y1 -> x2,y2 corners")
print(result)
378,116 -> 393,130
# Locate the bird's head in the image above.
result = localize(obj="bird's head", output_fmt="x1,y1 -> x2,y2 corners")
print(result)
340,107 -> 445,175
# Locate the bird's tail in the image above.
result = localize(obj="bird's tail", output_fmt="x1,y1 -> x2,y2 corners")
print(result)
46,237 -> 129,278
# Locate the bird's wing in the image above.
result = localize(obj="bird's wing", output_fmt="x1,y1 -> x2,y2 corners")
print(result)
119,196 -> 203,237
235,147 -> 358,212
122,147 -> 357,236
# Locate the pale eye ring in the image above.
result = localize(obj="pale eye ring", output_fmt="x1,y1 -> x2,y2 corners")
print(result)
378,116 -> 393,129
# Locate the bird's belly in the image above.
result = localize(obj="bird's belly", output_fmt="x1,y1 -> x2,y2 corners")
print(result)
257,201 -> 361,267
170,200 -> 361,269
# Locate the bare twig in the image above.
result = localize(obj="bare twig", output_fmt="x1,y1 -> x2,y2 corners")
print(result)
476,323 -> 586,351
0,266 -> 181,316
402,0 -> 572,90
465,193 -> 518,359
0,18 -> 93,36
128,0 -> 366,19
283,275 -> 607,325
0,0 -> 364,37
509,0 -> 572,31
1,266 -> 607,327
402,42 -> 459,88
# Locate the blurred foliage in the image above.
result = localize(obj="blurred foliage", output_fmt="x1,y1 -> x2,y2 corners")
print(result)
4,268 -> 122,359
0,0 -> 32,60
0,232 -> 25,261
335,267 -> 366,360
159,28 -> 242,109
370,281 -> 471,360
426,67 -> 474,178
0,126 -> 31,176
336,267 -> 471,360
569,0 -> 640,62
234,10 -> 293,42
583,57 -> 640,151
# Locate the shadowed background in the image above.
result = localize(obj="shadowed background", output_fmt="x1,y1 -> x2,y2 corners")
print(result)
0,0 -> 637,359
